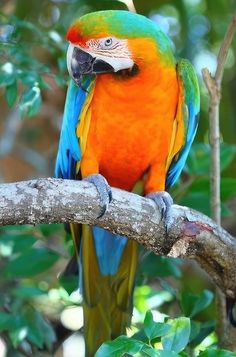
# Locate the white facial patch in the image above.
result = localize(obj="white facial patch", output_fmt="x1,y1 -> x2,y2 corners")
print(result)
80,37 -> 134,72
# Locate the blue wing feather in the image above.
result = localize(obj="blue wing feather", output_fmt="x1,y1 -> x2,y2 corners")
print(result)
166,60 -> 200,188
55,79 -> 92,179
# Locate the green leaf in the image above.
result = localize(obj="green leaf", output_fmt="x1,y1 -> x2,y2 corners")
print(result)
220,144 -> 236,171
132,328 -> 149,343
9,326 -> 28,347
141,254 -> 182,279
161,317 -> 190,353
0,312 -> 12,331
12,235 -> 37,253
191,320 -> 215,345
141,344 -> 160,356
199,349 -> 236,357
182,177 -> 236,203
19,85 -> 41,117
59,275 -> 78,295
180,190 -> 210,216
144,311 -> 171,341
0,62 -> 16,86
159,351 -> 181,357
180,290 -> 214,317
40,315 -> 57,351
38,223 -> 62,237
19,70 -> 38,86
0,234 -> 37,254
95,336 -> 143,357
185,143 -> 211,175
186,143 -> 236,175
4,315 -> 28,347
22,306 -> 56,349
13,286 -> 46,298
189,320 -> 201,342
221,178 -> 236,200
5,247 -> 60,277
5,80 -> 17,107
22,307 -> 44,348
180,177 -> 236,215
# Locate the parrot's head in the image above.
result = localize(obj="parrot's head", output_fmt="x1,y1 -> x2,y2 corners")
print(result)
66,10 -> 174,86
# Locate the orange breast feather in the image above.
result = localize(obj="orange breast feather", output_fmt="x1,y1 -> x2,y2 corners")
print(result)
80,51 -> 179,193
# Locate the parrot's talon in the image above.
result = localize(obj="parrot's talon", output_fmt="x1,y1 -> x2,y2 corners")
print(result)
108,187 -> 112,203
146,191 -> 173,222
83,174 -> 112,218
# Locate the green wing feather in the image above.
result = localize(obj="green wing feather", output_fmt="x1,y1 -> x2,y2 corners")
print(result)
166,58 -> 200,188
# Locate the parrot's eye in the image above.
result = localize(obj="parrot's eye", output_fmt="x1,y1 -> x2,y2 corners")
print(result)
99,37 -> 118,50
104,38 -> 113,46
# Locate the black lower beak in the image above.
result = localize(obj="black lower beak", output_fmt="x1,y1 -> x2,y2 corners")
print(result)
92,59 -> 114,74
70,47 -> 114,85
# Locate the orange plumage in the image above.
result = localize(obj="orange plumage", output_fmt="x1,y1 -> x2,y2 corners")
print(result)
80,38 -> 179,192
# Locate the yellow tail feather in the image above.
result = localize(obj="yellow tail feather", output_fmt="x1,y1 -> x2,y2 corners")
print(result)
79,225 -> 138,357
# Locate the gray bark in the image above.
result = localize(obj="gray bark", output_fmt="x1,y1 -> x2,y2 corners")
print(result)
1,177 -> 236,299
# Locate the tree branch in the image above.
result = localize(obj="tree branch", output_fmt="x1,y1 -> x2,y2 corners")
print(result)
202,12 -> 236,225
1,178 -> 236,300
215,13 -> 236,85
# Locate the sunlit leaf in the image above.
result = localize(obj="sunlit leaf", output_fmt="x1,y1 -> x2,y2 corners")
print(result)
162,317 -> 190,352
144,311 -> 171,341
95,336 -> 143,357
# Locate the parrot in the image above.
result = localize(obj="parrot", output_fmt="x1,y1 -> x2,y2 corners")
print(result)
55,10 -> 200,357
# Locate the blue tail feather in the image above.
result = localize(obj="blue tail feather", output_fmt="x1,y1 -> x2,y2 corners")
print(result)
92,226 -> 128,276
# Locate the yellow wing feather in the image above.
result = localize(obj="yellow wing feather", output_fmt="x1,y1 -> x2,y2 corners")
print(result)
76,81 -> 95,173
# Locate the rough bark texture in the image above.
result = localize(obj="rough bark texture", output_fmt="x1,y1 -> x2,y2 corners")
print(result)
1,177 -> 236,349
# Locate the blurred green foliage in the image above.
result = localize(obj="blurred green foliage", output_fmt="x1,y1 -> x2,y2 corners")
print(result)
1,0 -> 236,356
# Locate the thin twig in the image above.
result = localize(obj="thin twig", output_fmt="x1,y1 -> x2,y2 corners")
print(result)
202,12 -> 236,225
122,0 -> 136,12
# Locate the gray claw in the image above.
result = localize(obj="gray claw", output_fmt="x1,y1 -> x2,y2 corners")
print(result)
146,191 -> 173,221
83,174 -> 112,218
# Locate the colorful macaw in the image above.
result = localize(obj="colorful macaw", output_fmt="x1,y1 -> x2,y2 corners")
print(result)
55,10 -> 200,357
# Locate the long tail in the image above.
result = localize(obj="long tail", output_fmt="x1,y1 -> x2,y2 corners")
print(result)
79,225 -> 138,357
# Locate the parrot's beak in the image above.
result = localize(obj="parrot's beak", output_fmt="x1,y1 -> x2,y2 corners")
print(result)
67,44 -> 114,86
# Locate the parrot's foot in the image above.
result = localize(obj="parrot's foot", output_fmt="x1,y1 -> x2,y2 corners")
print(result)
83,174 -> 112,218
146,191 -> 173,221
